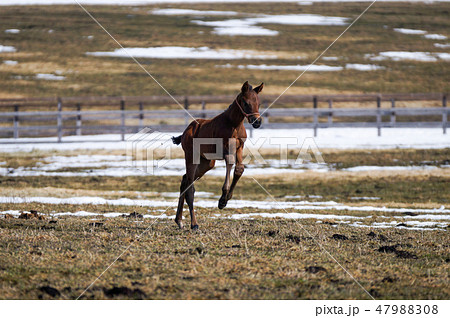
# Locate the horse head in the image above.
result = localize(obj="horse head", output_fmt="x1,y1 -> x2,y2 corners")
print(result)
238,81 -> 264,128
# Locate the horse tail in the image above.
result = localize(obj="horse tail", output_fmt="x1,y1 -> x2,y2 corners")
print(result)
172,134 -> 183,145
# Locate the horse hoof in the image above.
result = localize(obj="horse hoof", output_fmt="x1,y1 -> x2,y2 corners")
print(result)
218,199 -> 227,209
175,220 -> 183,229
191,224 -> 199,230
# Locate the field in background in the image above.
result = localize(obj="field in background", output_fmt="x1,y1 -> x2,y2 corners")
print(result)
0,147 -> 449,299
0,2 -> 449,98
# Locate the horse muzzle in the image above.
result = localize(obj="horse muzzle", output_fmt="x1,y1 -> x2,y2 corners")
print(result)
249,115 -> 262,129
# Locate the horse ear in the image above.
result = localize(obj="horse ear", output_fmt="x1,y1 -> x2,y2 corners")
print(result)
241,81 -> 250,94
254,82 -> 264,94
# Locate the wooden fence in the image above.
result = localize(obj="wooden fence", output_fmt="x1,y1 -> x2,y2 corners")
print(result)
0,93 -> 447,143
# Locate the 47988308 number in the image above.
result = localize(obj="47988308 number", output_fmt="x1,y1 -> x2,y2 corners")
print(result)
376,305 -> 438,315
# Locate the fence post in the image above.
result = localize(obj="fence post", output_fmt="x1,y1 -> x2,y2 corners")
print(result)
184,97 -> 189,125
263,100 -> 269,125
376,96 -> 381,137
139,102 -> 144,131
13,104 -> 19,139
443,95 -> 447,134
57,98 -> 62,142
390,98 -> 396,127
201,100 -> 206,118
327,99 -> 333,127
76,103 -> 82,136
313,96 -> 318,137
121,100 -> 125,141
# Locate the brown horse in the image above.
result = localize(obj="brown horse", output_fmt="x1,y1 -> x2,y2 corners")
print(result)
172,81 -> 264,230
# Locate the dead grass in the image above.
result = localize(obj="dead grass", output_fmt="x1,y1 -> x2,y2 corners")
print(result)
0,214 -> 448,300
0,2 -> 449,98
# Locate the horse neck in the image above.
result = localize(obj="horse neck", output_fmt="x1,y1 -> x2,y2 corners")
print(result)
225,98 -> 245,128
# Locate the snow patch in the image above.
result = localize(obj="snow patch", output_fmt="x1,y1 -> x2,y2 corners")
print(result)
1,128 -> 449,152
191,13 -> 347,36
393,28 -> 427,35
3,60 -> 18,65
434,43 -> 450,48
0,45 -> 16,53
424,33 -> 447,40
322,56 -> 339,61
35,73 -> 65,81
1,196 -> 448,215
151,8 -> 238,16
87,46 -> 277,59
345,63 -> 385,71
227,212 -> 364,220
220,63 -> 343,71
5,29 -> 20,34
366,51 -> 450,62
0,0 -> 449,5
343,166 -> 437,172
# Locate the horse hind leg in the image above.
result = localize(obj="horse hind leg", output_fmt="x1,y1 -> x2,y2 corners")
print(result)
175,174 -> 187,229
184,163 -> 199,230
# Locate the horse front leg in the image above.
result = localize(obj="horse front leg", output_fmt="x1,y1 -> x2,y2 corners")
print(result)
218,157 -> 233,209
227,146 -> 244,201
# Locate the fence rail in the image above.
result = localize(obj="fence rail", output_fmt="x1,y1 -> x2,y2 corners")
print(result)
0,93 -> 447,143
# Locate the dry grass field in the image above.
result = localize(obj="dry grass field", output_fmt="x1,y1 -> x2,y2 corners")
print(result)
0,148 -> 449,299
0,2 -> 449,98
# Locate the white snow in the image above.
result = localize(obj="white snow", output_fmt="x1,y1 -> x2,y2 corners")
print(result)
366,51 -> 450,62
393,28 -> 427,35
151,8 -> 238,16
227,212 -> 364,220
395,214 -> 450,221
435,52 -> 450,60
1,196 -> 448,215
191,19 -> 278,36
2,207 -> 448,231
424,33 -> 447,40
228,64 -> 343,71
191,13 -> 347,36
0,45 -> 16,53
87,46 -> 277,59
3,152 -> 446,178
0,210 -> 22,216
220,63 -> 384,71
35,73 -> 65,81
0,0 -> 449,5
345,63 -> 385,71
434,43 -> 450,48
161,191 -> 214,198
5,29 -> 20,34
322,56 -> 339,61
3,60 -> 18,65
53,211 -> 98,217
343,165 -> 437,172
213,25 -> 279,36
248,14 -> 348,26
1,128 -> 449,153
